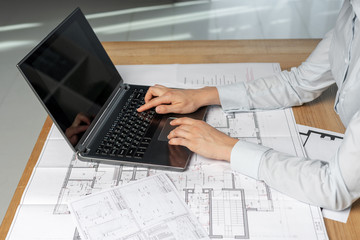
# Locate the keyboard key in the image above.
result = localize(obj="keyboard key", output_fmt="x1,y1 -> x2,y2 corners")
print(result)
126,148 -> 136,157
102,148 -> 110,155
110,149 -> 118,156
134,152 -> 145,159
142,137 -> 151,144
133,140 -> 140,146
118,148 -> 126,157
137,147 -> 147,153
96,88 -> 157,158
135,92 -> 142,99
139,143 -> 149,149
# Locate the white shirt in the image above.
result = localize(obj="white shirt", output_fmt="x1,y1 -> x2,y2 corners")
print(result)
216,0 -> 360,210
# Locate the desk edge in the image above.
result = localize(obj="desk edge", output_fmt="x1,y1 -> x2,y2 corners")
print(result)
0,116 -> 52,239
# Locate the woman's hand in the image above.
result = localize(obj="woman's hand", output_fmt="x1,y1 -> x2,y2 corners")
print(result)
137,85 -> 220,114
167,117 -> 238,161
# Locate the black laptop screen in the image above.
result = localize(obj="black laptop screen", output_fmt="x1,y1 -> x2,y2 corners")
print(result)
18,9 -> 121,145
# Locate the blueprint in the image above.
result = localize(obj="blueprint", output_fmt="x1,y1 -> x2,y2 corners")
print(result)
7,108 -> 328,240
298,124 -> 344,161
7,63 -> 328,240
68,174 -> 209,240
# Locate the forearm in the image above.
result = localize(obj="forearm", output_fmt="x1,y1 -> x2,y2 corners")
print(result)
259,150 -> 353,210
261,112 -> 360,210
230,140 -> 356,210
217,31 -> 335,113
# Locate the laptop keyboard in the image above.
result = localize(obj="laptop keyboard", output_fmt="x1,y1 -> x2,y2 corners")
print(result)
95,88 -> 156,159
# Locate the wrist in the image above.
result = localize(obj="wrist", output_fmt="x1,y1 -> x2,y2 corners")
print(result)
224,138 -> 238,162
196,87 -> 220,107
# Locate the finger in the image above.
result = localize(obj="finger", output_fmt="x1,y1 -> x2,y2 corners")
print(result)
171,124 -> 193,132
144,86 -> 166,103
143,87 -> 158,104
137,96 -> 171,112
137,102 -> 153,112
154,103 -> 182,114
168,126 -> 192,139
170,117 -> 199,126
143,90 -> 156,104
168,137 -> 191,148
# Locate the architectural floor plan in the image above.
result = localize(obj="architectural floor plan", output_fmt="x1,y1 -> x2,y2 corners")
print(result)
69,174 -> 210,240
7,63 -> 328,240
7,107 -> 328,240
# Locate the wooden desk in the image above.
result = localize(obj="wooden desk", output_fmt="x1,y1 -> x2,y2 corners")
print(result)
1,40 -> 359,239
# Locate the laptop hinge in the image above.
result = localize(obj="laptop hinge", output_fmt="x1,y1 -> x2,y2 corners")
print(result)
77,144 -> 87,154
80,83 -> 130,150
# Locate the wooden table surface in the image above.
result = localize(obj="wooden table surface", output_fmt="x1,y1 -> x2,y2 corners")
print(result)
1,40 -> 359,239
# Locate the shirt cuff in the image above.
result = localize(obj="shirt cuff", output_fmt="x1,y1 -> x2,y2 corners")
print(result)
230,140 -> 271,179
216,83 -> 251,112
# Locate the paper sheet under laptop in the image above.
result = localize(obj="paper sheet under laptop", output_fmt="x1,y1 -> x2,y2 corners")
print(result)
69,174 -> 210,240
116,62 -> 281,88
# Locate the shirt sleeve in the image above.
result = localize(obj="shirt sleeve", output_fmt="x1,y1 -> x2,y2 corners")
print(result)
217,30 -> 336,113
230,140 -> 271,179
257,110 -> 360,210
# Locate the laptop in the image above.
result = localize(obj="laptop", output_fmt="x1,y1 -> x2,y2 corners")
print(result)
17,8 -> 207,171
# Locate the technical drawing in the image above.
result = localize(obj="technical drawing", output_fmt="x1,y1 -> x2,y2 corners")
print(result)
50,106 -> 314,240
299,127 -> 344,161
68,174 -> 209,240
53,159 -> 150,215
299,129 -> 343,146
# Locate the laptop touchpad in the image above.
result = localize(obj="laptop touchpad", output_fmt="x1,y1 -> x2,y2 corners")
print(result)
158,118 -> 177,141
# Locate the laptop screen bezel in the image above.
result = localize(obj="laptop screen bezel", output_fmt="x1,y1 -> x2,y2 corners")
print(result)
17,7 -> 125,152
